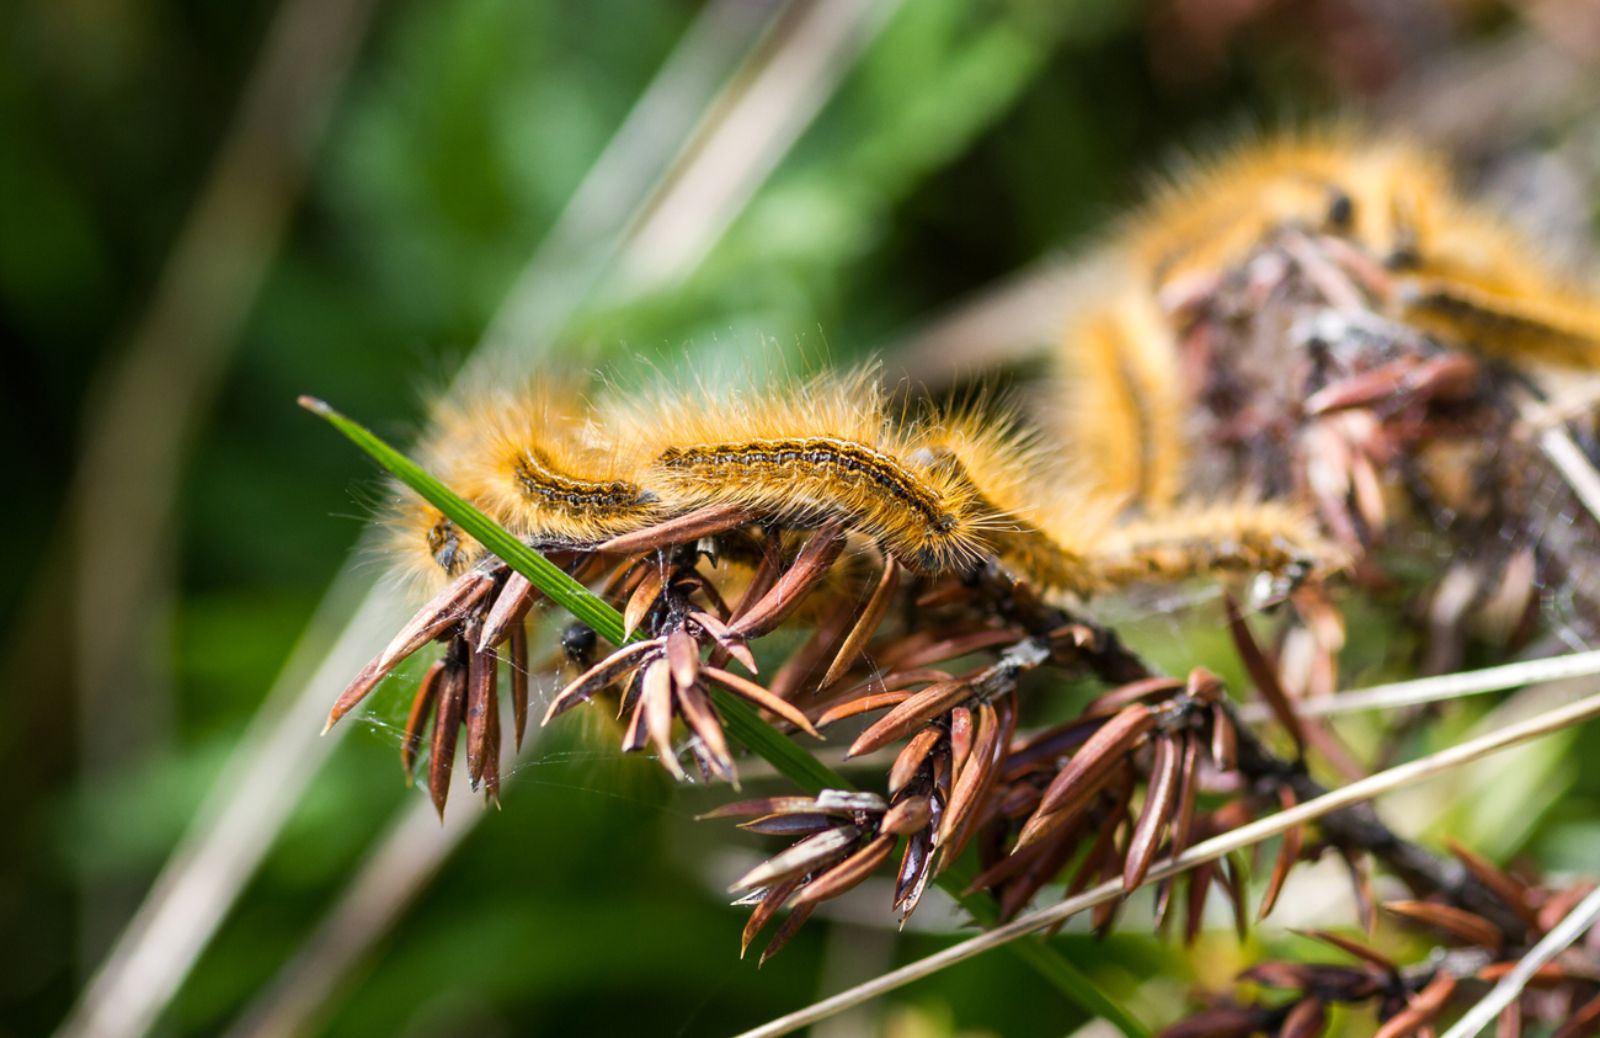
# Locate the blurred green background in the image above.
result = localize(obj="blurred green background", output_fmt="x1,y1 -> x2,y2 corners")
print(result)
5,1 -> 1600,1035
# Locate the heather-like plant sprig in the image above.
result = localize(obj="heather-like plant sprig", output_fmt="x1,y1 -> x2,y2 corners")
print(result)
300,394 -> 1152,1038
745,691 -> 1600,1038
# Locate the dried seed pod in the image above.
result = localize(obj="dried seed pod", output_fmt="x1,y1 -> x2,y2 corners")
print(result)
324,570 -> 494,733
1258,787 -> 1302,921
401,660 -> 445,781
889,728 -> 943,795
821,555 -> 900,688
1382,900 -> 1504,950
544,639 -> 661,723
428,654 -> 468,817
1276,998 -> 1327,1038
849,680 -> 973,758
729,827 -> 861,894
729,523 -> 849,639
1372,972 -> 1455,1038
1035,704 -> 1156,817
1224,593 -> 1307,755
791,835 -> 895,908
701,666 -> 820,737
1124,732 -> 1181,891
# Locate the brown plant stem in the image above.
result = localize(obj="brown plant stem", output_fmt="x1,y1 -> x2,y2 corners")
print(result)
1224,707 -> 1527,937
968,564 -> 1527,936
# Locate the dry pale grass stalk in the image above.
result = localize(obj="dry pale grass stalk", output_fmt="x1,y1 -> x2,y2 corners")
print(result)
1539,424 -> 1600,526
1236,647 -> 1600,722
1439,883 -> 1600,1038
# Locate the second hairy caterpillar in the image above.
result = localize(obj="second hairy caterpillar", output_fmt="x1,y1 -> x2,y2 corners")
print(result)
1087,500 -> 1330,589
1393,255 -> 1600,372
1053,280 -> 1187,515
912,405 -> 1111,596
1127,126 -> 1600,370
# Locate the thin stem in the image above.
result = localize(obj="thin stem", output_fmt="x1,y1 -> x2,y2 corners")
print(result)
1538,424 -> 1600,527
1236,649 -> 1600,721
1226,706 -> 1526,935
62,0 -> 381,1017
1439,883 -> 1600,1038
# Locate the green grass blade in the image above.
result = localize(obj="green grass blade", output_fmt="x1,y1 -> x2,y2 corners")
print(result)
299,395 -> 626,644
1010,938 -> 1145,1033
712,692 -> 850,793
303,396 -> 1147,1036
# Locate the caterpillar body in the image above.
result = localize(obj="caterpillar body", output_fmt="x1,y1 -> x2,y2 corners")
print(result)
392,369 -> 1318,607
910,405 -> 1111,597
443,385 -> 660,543
1127,127 -> 1600,370
1058,128 -> 1600,532
1088,500 -> 1330,589
1399,277 -> 1600,370
610,372 -> 1004,574
1392,250 -> 1600,371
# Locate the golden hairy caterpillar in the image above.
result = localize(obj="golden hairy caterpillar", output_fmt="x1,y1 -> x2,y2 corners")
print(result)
388,383 -> 659,592
1055,128 -> 1600,538
910,404 -> 1111,596
391,367 -> 1328,609
610,370 -> 1007,573
447,384 -> 660,541
389,506 -> 484,589
384,404 -> 491,592
1130,126 -> 1600,369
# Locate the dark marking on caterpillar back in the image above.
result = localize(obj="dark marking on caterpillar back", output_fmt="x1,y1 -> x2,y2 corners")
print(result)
658,437 -> 955,533
513,450 -> 655,512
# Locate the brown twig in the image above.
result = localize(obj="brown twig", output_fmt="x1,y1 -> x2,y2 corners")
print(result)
967,562 -> 1528,935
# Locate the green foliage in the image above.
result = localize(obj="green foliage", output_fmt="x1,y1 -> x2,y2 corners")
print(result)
7,1 -> 1600,1036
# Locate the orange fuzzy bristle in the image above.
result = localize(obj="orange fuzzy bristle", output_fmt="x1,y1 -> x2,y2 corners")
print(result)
1391,206 -> 1600,370
1126,126 -> 1453,290
446,383 -> 661,544
385,381 -> 659,594
609,370 -> 1004,573
913,403 -> 1112,595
